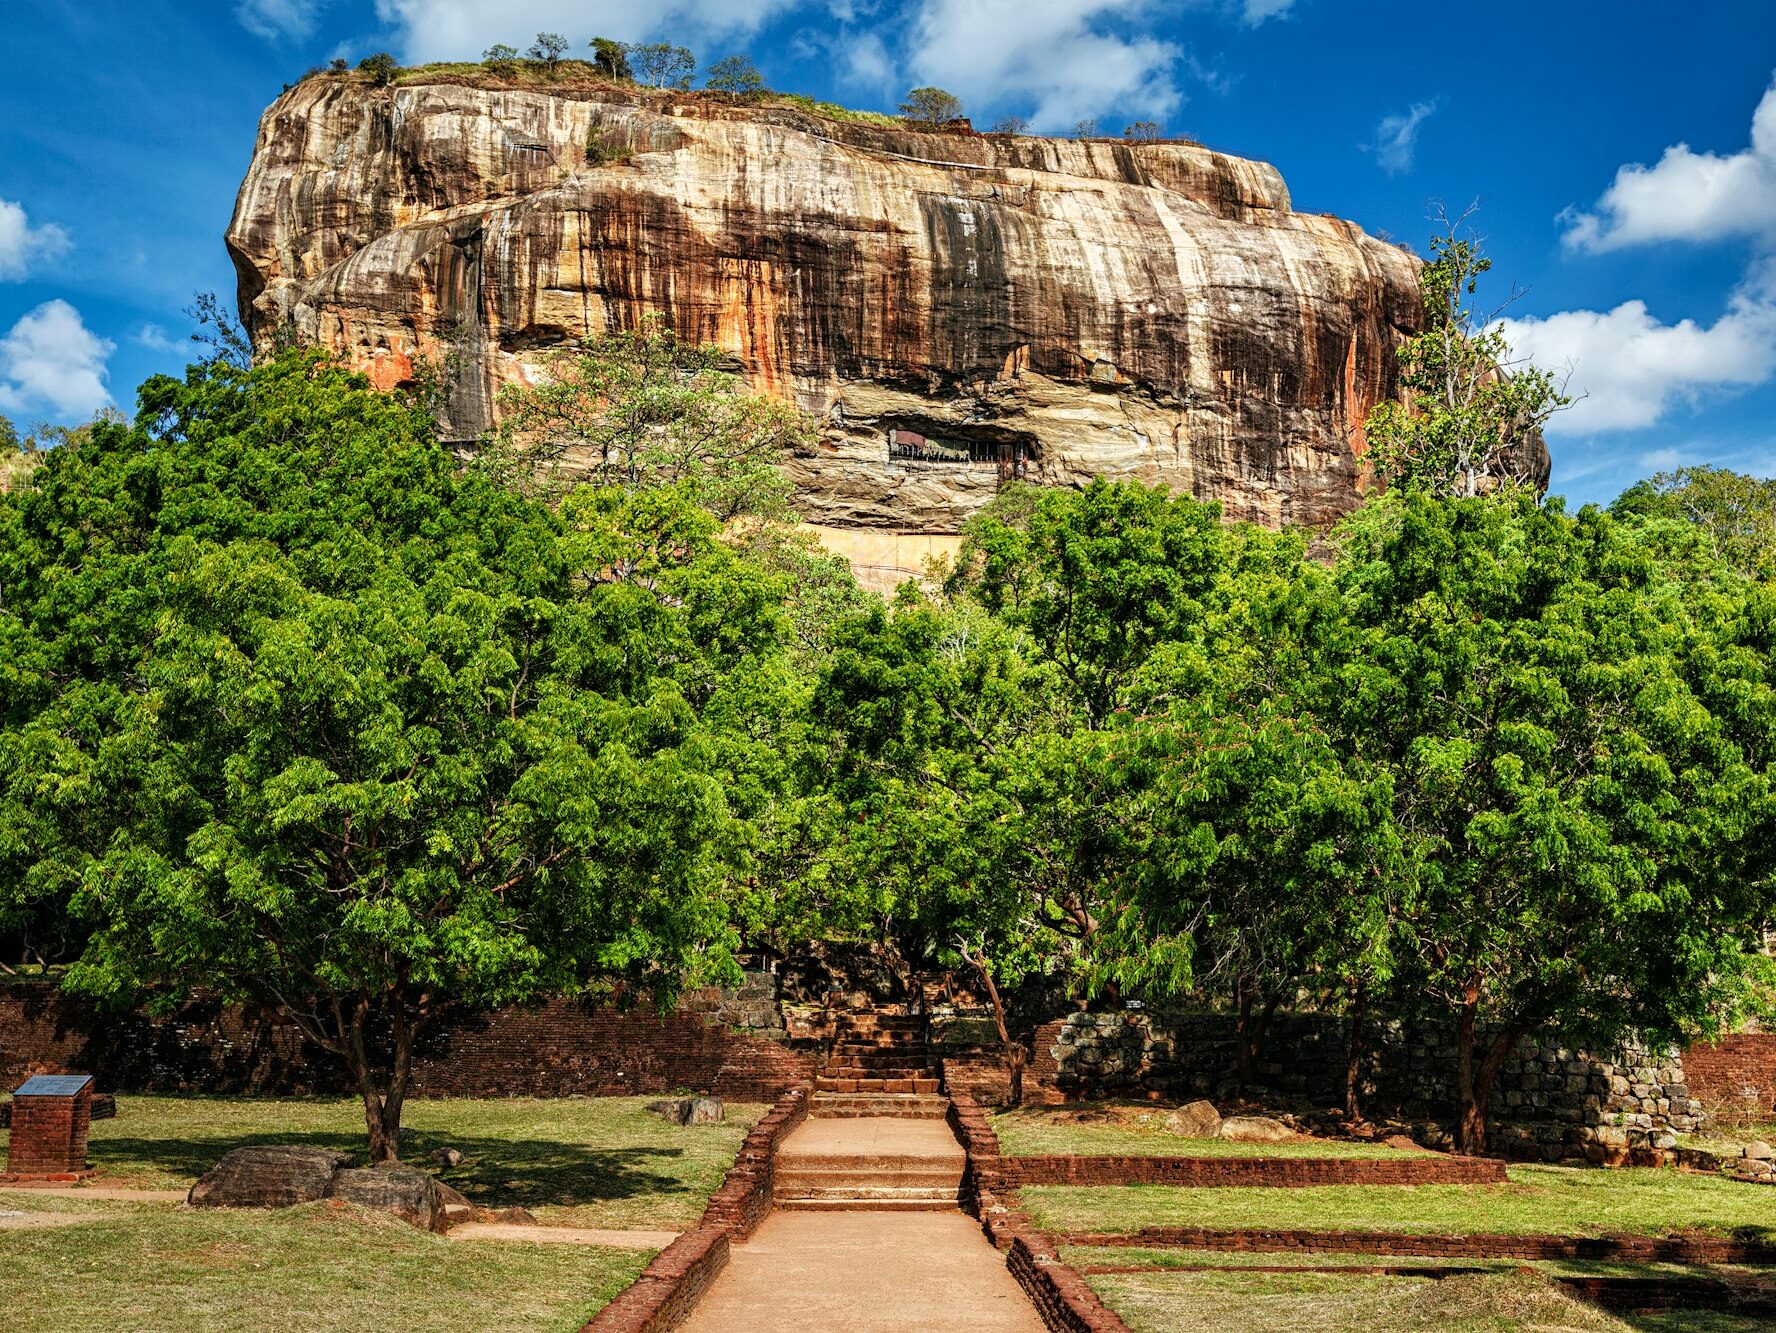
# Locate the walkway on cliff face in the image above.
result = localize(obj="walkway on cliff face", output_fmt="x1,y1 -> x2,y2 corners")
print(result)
678,1115 -> 1043,1332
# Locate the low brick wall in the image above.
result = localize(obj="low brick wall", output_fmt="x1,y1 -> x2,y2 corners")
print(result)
1060,1226 -> 1776,1265
948,1092 -> 1134,1333
999,1153 -> 1507,1188
583,1226 -> 731,1333
584,1084 -> 811,1332
1684,1035 -> 1776,1116
0,983 -> 814,1103
698,1087 -> 810,1242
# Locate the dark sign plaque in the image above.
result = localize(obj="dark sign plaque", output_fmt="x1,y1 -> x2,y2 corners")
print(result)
12,1074 -> 93,1098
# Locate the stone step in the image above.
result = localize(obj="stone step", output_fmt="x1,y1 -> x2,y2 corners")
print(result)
816,1072 -> 937,1086
776,1196 -> 960,1212
815,1077 -> 943,1095
775,1162 -> 961,1185
809,1093 -> 951,1119
774,1183 -> 961,1203
830,1042 -> 933,1057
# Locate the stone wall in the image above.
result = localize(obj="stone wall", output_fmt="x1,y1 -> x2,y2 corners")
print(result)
1019,1010 -> 1703,1161
0,972 -> 813,1103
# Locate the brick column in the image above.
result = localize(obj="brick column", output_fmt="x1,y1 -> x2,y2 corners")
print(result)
5,1074 -> 94,1176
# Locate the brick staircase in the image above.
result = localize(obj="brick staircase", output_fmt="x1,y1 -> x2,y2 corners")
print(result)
810,1010 -> 948,1120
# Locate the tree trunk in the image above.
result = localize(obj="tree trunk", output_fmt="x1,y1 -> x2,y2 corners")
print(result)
1234,983 -> 1255,1090
1343,979 -> 1367,1122
342,993 -> 420,1166
1453,983 -> 1528,1157
969,949 -> 1025,1110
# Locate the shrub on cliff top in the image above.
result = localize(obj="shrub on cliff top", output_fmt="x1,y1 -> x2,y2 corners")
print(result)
899,86 -> 964,129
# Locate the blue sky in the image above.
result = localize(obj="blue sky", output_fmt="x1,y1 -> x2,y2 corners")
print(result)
2,0 -> 1775,507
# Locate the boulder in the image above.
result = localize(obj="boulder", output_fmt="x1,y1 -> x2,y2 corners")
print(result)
1743,1141 -> 1773,1161
1218,1115 -> 1297,1144
187,1145 -> 353,1209
326,1166 -> 474,1234
1164,1100 -> 1222,1139
429,1147 -> 465,1168
646,1096 -> 724,1126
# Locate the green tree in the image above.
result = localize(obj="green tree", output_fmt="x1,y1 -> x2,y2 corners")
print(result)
630,43 -> 696,90
590,38 -> 633,81
1330,488 -> 1776,1152
489,315 -> 810,519
1366,208 -> 1566,498
527,32 -> 569,71
357,52 -> 399,87
1612,465 -> 1776,579
0,353 -> 788,1161
482,43 -> 520,75
705,54 -> 765,98
899,87 -> 964,128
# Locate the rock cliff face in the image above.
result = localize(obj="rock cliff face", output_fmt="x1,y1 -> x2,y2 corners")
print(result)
228,77 -> 1544,582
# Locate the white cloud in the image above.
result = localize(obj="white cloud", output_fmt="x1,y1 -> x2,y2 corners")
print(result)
372,0 -> 800,63
1240,0 -> 1294,24
838,30 -> 895,96
0,199 -> 71,282
135,323 -> 179,353
1499,292 -> 1776,433
0,301 -> 114,420
1562,73 -> 1776,252
236,0 -> 330,42
905,0 -> 1180,132
1365,100 -> 1437,176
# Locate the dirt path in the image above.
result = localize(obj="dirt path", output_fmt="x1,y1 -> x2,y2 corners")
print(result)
446,1222 -> 678,1249
679,1209 -> 1044,1331
681,1115 -> 1041,1331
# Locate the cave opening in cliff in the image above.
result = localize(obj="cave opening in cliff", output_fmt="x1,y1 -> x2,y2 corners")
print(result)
886,420 -> 1036,483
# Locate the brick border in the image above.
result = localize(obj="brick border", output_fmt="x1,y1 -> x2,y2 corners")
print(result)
949,1092 -> 1134,1333
582,1084 -> 811,1333
999,1153 -> 1506,1188
1057,1226 -> 1776,1265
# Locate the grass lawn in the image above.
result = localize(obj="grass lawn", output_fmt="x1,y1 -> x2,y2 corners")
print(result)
0,1195 -> 647,1332
1086,1267 -> 1763,1333
992,1106 -> 1421,1159
1025,1166 -> 1776,1240
5,1094 -> 765,1229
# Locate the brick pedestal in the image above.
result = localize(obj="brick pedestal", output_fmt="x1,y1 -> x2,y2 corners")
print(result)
4,1074 -> 95,1178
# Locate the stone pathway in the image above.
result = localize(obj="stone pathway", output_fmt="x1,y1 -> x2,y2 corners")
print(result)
681,1115 -> 1042,1331
678,1209 -> 1044,1332
0,1184 -> 185,1202
446,1222 -> 678,1249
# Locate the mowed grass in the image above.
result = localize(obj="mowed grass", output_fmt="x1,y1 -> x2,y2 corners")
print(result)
1025,1166 -> 1776,1240
1087,1267 -> 1767,1333
8,1093 -> 765,1229
992,1106 -> 1421,1159
0,1195 -> 648,1332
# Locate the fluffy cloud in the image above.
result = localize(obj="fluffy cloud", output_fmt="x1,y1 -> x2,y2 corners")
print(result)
1365,100 -> 1437,176
236,0 -> 330,41
905,0 -> 1180,131
372,0 -> 801,63
0,301 -> 114,420
0,199 -> 70,282
1500,291 -> 1776,433
1240,0 -> 1294,24
1562,73 -> 1776,252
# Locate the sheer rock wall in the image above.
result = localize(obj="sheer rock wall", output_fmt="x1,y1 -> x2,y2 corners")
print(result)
229,77 -> 1546,569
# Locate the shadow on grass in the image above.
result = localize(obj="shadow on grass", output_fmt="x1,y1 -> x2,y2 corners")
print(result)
90,1129 -> 694,1211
